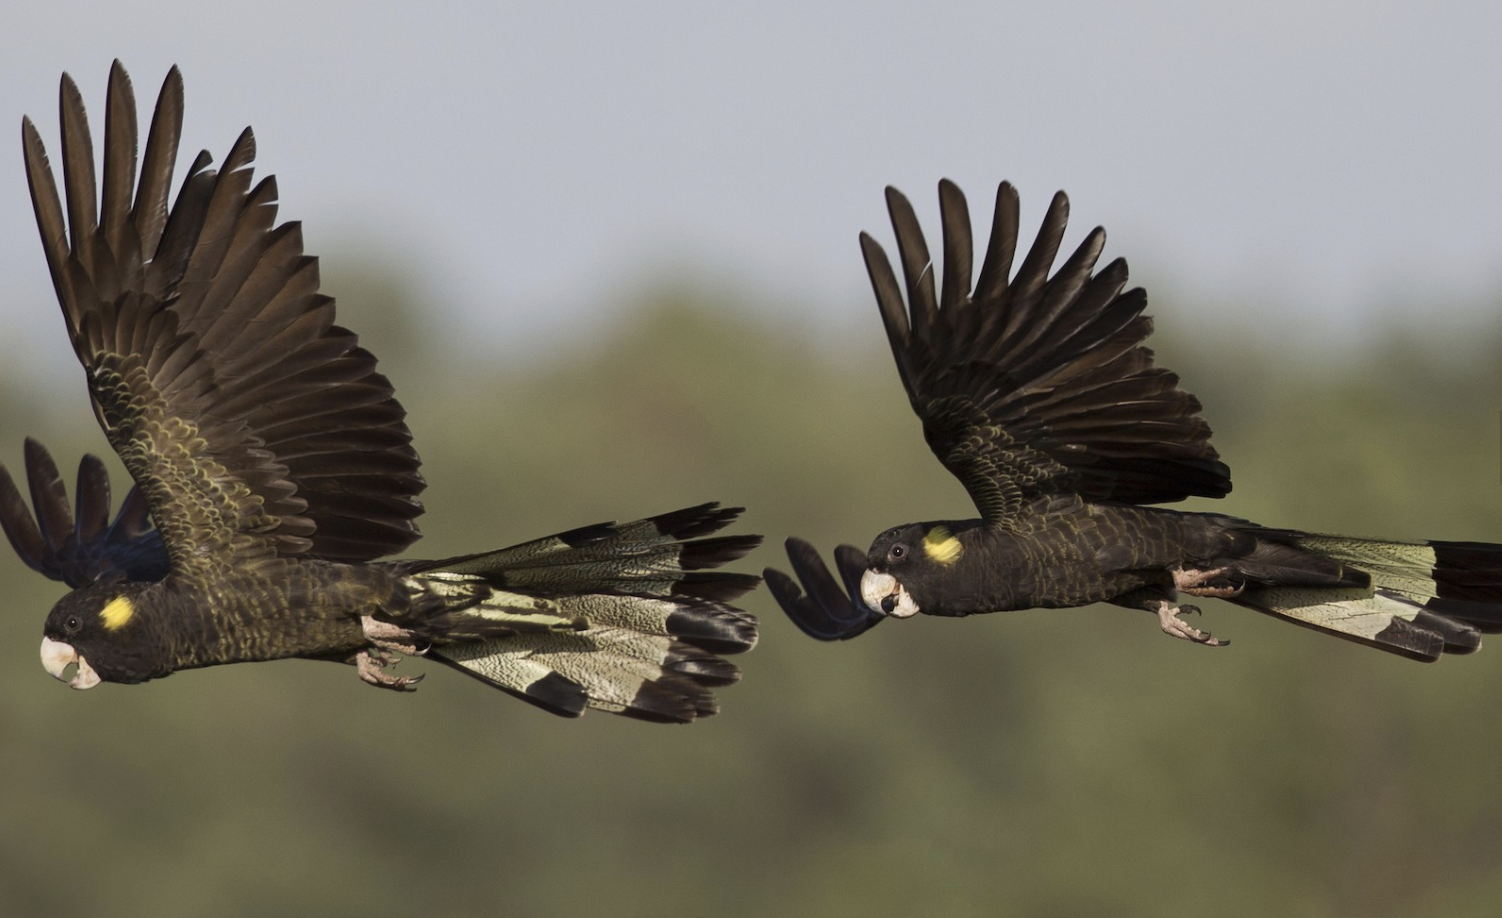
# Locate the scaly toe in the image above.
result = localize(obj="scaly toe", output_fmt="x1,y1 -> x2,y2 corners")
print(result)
356,648 -> 424,692
1156,601 -> 1228,647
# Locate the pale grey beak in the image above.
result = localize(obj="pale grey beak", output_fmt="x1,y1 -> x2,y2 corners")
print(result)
41,636 -> 101,689
861,570 -> 920,618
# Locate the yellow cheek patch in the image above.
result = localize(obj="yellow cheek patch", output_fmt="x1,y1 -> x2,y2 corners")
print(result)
923,526 -> 963,565
100,596 -> 136,631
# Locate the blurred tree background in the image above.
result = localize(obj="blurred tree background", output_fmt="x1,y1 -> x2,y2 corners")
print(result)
2,251 -> 1501,918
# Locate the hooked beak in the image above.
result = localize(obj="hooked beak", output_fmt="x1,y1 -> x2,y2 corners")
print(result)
41,636 -> 101,689
861,569 -> 920,618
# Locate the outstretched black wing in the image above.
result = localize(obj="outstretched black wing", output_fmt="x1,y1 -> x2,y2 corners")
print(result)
764,539 -> 881,641
769,179 -> 1232,636
0,439 -> 168,589
21,62 -> 425,580
868,180 -> 1229,527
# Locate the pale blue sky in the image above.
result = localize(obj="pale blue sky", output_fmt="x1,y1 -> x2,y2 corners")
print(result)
3,1 -> 1501,387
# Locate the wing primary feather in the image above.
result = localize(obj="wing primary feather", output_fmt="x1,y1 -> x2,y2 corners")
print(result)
58,73 -> 100,279
151,148 -> 215,289
100,61 -> 138,268
0,456 -> 46,572
23,439 -> 73,558
973,181 -> 1020,302
937,178 -> 974,312
832,544 -> 870,602
177,127 -> 258,294
22,119 -> 70,310
860,232 -> 918,403
133,66 -> 183,266
765,538 -> 883,641
1007,189 -> 1069,307
0,440 -> 167,588
1007,226 -> 1108,359
72,453 -> 113,543
884,185 -> 938,337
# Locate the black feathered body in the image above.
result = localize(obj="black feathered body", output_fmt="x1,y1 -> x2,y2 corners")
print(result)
48,560 -> 396,683
767,178 -> 1502,662
868,498 -> 1284,614
852,497 -> 1502,661
7,64 -> 761,722
873,501 -> 1224,615
23,468 -> 762,719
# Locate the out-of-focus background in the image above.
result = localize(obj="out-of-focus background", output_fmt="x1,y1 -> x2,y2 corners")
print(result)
3,4 -> 1502,917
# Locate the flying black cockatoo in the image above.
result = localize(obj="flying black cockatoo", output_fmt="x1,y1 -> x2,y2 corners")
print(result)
765,179 -> 1502,661
0,62 -> 760,721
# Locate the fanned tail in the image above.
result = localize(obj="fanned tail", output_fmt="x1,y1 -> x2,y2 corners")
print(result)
1227,532 -> 1502,661
386,503 -> 760,721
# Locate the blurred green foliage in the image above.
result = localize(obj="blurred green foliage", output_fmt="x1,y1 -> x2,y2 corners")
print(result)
2,261 -> 1502,918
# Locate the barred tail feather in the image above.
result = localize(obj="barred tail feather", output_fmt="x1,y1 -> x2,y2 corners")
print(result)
1231,534 -> 1502,661
430,502 -> 761,602
435,627 -> 738,722
400,503 -> 760,721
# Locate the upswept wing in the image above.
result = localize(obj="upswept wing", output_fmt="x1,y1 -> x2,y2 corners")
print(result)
0,439 -> 168,589
867,180 -> 1229,527
21,62 -> 424,574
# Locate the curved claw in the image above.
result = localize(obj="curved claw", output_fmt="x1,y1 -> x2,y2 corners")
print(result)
356,648 -> 424,691
1156,601 -> 1229,646
764,537 -> 883,641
